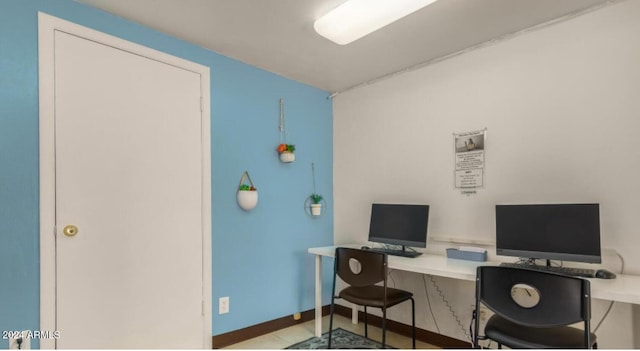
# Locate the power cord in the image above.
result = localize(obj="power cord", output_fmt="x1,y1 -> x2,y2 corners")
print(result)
593,250 -> 625,333
469,312 -> 474,343
421,275 -> 441,334
469,310 -> 477,348
387,269 -> 396,288
427,275 -> 472,341
422,274 -> 474,341
17,336 -> 23,350
469,305 -> 492,349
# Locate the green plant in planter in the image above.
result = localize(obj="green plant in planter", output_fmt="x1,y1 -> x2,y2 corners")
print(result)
310,193 -> 323,204
277,144 -> 295,154
239,184 -> 256,191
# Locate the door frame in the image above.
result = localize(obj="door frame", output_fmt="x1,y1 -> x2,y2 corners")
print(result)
38,13 -> 212,349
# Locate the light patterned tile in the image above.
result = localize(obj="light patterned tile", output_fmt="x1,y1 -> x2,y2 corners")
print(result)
222,313 -> 440,349
223,332 -> 290,349
271,323 -> 315,345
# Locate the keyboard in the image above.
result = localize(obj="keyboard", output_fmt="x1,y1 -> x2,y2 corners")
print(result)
499,262 -> 596,278
369,248 -> 422,258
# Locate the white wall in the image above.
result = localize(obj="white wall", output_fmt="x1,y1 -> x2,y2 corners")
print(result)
334,0 -> 640,347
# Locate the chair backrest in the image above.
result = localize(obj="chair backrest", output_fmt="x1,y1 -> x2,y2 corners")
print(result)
335,247 -> 387,287
476,266 -> 591,328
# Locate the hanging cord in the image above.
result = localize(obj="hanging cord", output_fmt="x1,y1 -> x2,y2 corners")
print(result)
593,250 -> 625,333
311,162 -> 317,194
279,98 -> 286,144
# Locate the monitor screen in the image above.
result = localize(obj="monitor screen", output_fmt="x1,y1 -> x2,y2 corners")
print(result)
495,203 -> 601,263
368,203 -> 429,248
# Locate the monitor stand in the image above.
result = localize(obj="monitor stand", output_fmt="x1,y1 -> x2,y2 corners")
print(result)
370,245 -> 421,258
395,245 -> 421,258
397,245 -> 414,255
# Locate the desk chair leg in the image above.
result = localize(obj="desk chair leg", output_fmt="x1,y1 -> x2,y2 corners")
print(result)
411,297 -> 416,349
328,259 -> 339,350
364,306 -> 368,338
382,306 -> 387,348
328,296 -> 336,349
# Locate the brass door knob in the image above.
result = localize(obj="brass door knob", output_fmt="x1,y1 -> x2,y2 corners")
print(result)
63,225 -> 78,236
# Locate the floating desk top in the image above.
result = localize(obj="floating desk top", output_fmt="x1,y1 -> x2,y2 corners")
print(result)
310,244 -> 640,305
309,244 -> 640,336
309,244 -> 486,282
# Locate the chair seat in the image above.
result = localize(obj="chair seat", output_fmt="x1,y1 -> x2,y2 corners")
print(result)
485,315 -> 597,349
339,285 -> 413,308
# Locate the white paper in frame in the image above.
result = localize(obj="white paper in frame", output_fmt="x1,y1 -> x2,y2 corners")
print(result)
453,128 -> 486,193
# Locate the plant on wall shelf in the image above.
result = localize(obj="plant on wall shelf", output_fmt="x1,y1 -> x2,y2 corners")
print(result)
277,143 -> 296,163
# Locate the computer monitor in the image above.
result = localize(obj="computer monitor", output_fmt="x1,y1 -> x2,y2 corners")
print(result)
495,203 -> 601,264
368,203 -> 429,248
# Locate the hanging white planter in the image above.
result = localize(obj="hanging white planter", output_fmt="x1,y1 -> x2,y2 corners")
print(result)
305,189 -> 325,218
279,151 -> 295,163
237,190 -> 258,211
305,163 -> 326,218
310,203 -> 322,216
276,99 -> 296,163
237,171 -> 258,211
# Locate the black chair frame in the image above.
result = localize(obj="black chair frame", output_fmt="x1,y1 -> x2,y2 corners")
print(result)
472,266 -> 597,349
327,247 -> 415,349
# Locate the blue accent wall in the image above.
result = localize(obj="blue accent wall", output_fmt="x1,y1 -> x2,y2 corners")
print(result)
0,0 -> 334,346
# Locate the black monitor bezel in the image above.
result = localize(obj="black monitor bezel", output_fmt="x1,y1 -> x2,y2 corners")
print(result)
495,203 -> 602,264
368,203 -> 429,248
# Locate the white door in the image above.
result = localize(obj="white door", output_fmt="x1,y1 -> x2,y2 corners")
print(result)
52,28 -> 205,348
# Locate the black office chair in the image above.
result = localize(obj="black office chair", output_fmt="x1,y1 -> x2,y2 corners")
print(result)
328,247 -> 415,349
473,266 -> 597,349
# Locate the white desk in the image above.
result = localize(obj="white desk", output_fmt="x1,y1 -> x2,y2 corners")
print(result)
309,244 -> 640,337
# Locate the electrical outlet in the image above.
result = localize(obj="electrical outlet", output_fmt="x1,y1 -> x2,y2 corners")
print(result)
219,296 -> 229,314
8,331 -> 30,350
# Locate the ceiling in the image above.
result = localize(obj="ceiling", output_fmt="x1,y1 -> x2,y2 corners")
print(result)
76,0 -> 612,93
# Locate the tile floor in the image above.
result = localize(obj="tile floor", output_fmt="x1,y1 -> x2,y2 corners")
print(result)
222,314 -> 438,349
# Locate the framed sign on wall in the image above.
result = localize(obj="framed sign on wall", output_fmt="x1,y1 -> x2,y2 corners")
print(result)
453,129 -> 486,193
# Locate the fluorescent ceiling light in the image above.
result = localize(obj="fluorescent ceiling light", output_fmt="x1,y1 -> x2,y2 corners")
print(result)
314,0 -> 438,45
